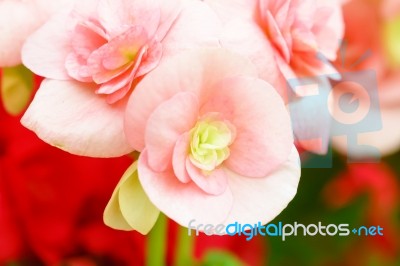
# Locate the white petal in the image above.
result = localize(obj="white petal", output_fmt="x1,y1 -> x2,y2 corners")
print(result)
21,79 -> 133,157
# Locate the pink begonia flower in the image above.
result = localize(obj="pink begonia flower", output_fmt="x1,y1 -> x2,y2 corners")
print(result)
104,49 -> 301,231
204,0 -> 344,155
331,0 -> 400,158
204,0 -> 344,82
20,0 -> 221,157
0,0 -> 71,67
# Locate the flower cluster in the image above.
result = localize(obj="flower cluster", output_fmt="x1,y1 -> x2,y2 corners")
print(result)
9,0 -> 396,235
2,2 -> 400,265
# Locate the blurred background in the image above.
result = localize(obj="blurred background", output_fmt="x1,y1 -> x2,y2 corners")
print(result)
1,0 -> 400,265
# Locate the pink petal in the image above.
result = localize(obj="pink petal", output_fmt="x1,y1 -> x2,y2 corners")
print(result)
0,0 -> 72,67
34,0 -> 73,17
186,160 -> 229,196
87,26 -> 149,83
71,23 -> 107,60
262,0 -> 296,30
203,0 -> 256,24
98,41 -> 163,101
265,11 -> 292,62
222,146 -> 301,225
135,41 -> 163,78
65,23 -> 107,82
70,0 -> 101,20
0,1 -> 42,67
161,0 -> 222,57
96,66 -> 136,95
101,27 -> 147,70
65,53 -> 94,82
314,0 -> 344,61
292,24 -> 319,53
138,150 -> 234,226
96,44 -> 149,101
21,79 -> 133,157
294,54 -> 340,78
200,76 -> 293,177
275,53 -> 297,81
173,133 -> 191,183
154,0 -> 182,40
92,63 -> 133,86
124,49 -> 258,152
294,0 -> 317,27
105,82 -> 133,104
97,0 -> 161,38
145,92 -> 199,172
21,13 -> 73,80
215,18 -> 286,92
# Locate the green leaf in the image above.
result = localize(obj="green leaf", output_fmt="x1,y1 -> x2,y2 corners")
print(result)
201,250 -> 245,266
1,65 -> 34,116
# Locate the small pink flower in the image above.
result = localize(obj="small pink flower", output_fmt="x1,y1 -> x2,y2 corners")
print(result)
0,0 -> 70,67
116,49 -> 300,227
260,0 -> 344,78
20,0 -> 221,157
205,0 -> 344,80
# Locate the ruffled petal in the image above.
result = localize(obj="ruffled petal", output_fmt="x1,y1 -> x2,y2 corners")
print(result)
21,79 -> 133,157
172,133 -> 191,183
138,150 -> 234,227
145,92 -> 199,172
125,49 -> 257,152
21,13 -> 73,80
0,1 -> 42,67
162,0 -> 221,57
223,146 -> 301,225
200,76 -> 293,177
186,160 -> 228,196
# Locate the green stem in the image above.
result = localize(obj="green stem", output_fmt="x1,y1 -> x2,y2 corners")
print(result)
174,225 -> 195,266
146,213 -> 168,266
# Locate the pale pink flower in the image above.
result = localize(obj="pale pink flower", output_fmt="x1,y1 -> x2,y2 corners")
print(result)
111,49 -> 301,228
205,0 -> 344,82
332,0 -> 400,157
204,0 -> 344,155
20,0 -> 221,157
0,0 -> 71,67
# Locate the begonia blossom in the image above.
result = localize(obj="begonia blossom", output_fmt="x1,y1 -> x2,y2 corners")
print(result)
21,0 -> 221,157
104,49 -> 301,231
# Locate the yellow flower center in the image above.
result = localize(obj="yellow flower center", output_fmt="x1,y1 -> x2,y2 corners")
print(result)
189,116 -> 235,172
120,47 -> 139,63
